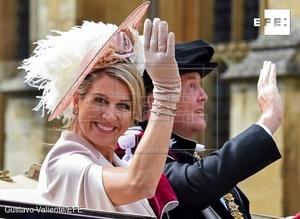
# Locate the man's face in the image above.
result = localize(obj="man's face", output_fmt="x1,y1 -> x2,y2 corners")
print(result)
173,72 -> 208,138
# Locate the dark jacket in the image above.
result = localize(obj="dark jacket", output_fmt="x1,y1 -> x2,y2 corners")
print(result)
117,123 -> 281,219
164,124 -> 281,219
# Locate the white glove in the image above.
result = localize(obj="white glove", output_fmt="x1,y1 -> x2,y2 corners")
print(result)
143,18 -> 181,104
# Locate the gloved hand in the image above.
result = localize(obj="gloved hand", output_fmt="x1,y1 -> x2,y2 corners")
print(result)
257,61 -> 283,134
143,18 -> 181,104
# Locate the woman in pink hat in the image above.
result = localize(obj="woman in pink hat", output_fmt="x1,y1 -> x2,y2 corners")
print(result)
20,2 -> 179,217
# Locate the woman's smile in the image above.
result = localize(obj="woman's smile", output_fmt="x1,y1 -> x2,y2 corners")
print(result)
94,122 -> 116,133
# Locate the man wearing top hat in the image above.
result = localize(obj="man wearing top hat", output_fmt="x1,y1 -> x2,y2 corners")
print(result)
117,39 -> 282,219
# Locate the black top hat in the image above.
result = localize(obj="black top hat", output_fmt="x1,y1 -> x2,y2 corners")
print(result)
143,40 -> 218,93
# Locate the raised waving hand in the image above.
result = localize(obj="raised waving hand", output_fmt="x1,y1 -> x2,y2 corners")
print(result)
257,61 -> 283,134
143,18 -> 181,103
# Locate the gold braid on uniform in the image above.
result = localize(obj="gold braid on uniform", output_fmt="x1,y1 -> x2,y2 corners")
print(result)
193,150 -> 244,219
223,193 -> 244,219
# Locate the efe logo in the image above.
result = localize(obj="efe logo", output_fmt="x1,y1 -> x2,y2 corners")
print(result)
254,9 -> 290,35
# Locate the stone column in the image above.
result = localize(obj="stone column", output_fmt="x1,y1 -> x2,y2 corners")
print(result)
0,94 -> 4,169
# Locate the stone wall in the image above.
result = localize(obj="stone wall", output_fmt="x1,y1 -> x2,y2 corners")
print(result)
223,27 -> 300,216
0,0 -> 76,172
281,78 -> 300,214
4,96 -> 45,175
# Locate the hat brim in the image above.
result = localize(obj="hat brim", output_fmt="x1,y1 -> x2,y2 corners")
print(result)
177,62 -> 218,77
48,1 -> 150,121
143,62 -> 218,93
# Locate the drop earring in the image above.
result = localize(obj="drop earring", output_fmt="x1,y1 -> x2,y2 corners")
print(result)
73,106 -> 79,116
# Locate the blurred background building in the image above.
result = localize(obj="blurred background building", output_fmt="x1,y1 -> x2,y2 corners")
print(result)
0,0 -> 299,217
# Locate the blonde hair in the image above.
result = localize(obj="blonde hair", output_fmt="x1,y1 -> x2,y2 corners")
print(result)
68,62 -> 145,128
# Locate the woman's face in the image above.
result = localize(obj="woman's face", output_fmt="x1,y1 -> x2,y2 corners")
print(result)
73,73 -> 133,153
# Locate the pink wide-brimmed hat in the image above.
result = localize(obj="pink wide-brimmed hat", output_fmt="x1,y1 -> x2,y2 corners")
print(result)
20,1 -> 150,122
